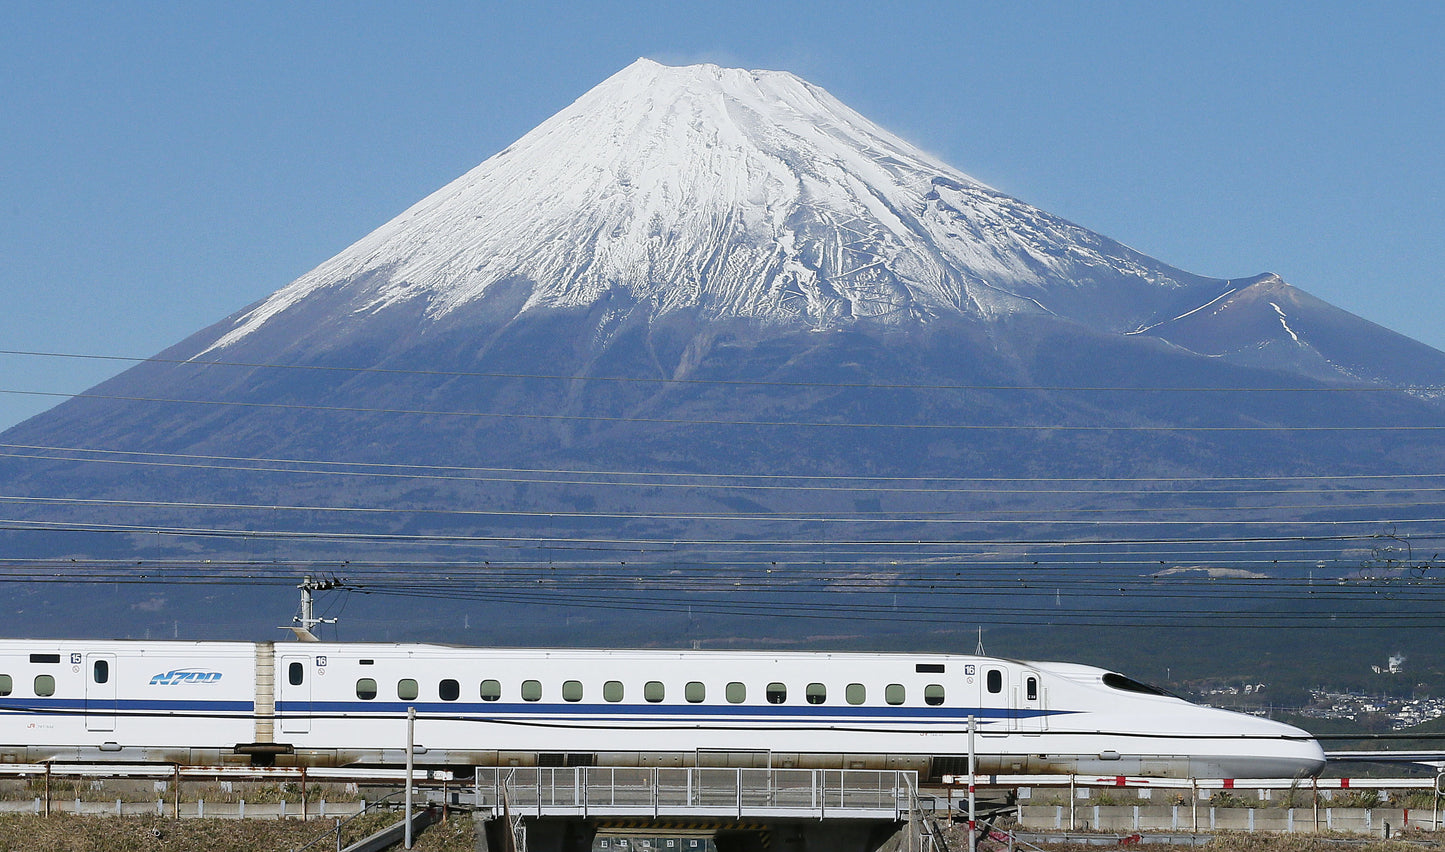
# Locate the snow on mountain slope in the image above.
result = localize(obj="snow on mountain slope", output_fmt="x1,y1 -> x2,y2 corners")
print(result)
201,59 -> 1223,355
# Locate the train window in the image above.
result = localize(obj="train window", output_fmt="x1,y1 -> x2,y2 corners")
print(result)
986,669 -> 1003,694
0,675 -> 10,696
521,680 -> 543,701
439,679 -> 460,701
288,662 -> 304,686
356,678 -> 378,700
644,681 -> 665,703
1102,673 -> 1170,697
846,683 -> 865,705
685,682 -> 705,703
604,681 -> 624,702
480,679 -> 502,701
885,684 -> 905,706
766,683 -> 787,704
725,682 -> 746,704
29,654 -> 59,664
1026,676 -> 1038,701
563,680 -> 584,702
397,679 -> 419,700
924,684 -> 945,706
805,683 -> 826,705
34,675 -> 55,697
93,660 -> 109,684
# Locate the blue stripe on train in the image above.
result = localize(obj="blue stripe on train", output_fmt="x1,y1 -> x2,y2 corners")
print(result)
0,698 -> 253,713
277,699 -> 1074,722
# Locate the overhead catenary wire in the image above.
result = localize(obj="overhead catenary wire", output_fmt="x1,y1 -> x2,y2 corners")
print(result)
0,571 -> 1435,630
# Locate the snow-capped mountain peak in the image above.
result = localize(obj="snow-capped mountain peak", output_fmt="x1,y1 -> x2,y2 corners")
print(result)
203,58 -> 1221,354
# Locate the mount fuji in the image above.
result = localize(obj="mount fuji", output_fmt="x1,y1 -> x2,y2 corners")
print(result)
4,59 -> 1445,644
183,59 -> 1437,385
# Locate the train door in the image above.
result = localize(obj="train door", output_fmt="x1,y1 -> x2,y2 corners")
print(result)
279,655 -> 312,734
84,653 -> 117,732
1014,669 -> 1045,733
979,665 -> 1007,738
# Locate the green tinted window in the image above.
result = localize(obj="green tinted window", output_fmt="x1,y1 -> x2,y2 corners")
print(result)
603,680 -> 624,702
355,678 -> 377,700
34,675 -> 55,697
846,683 -> 865,705
397,679 -> 418,700
725,682 -> 746,704
563,680 -> 583,702
644,681 -> 665,703
685,682 -> 705,703
480,679 -> 501,701
885,684 -> 905,706
522,680 -> 542,701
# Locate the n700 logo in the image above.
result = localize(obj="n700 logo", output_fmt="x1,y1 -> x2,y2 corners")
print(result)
149,670 -> 223,685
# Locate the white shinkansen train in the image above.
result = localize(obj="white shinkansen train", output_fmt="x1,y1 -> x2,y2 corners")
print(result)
0,639 -> 1324,780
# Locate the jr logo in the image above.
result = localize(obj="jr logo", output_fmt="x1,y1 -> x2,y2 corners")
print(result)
149,670 -> 223,685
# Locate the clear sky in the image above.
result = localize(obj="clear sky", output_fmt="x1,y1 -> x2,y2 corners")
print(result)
2,1 -> 1441,431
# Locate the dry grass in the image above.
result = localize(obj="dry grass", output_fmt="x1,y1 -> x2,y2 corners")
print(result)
1205,833 -> 1436,852
0,811 -> 478,851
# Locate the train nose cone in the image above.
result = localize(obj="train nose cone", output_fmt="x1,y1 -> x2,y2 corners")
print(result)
1193,719 -> 1326,778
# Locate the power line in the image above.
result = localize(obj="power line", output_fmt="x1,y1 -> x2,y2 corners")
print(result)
11,441 -> 1445,485
6,492 -> 1445,525
12,446 -> 1445,501
5,387 -> 1444,431
4,347 -> 1439,394
3,517 -> 1436,547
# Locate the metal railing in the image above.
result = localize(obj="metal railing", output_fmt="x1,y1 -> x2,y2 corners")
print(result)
473,767 -> 917,821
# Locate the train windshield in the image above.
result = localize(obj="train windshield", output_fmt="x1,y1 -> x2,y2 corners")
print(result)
1102,672 -> 1174,698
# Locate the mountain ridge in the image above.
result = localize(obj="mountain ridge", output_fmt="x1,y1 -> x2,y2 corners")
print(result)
198,58 -> 1235,357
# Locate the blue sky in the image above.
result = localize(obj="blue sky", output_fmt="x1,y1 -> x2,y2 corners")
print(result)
2,1 -> 1442,430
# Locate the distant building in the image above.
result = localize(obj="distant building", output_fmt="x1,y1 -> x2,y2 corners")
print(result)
1372,654 -> 1406,675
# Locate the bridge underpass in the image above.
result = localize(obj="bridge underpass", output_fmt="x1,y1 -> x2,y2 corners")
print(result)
469,767 -> 924,852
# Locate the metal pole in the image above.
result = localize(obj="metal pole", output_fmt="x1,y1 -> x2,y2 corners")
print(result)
967,714 -> 977,852
1427,774 -> 1439,831
1191,778 -> 1198,833
301,578 -> 313,631
405,706 -> 415,849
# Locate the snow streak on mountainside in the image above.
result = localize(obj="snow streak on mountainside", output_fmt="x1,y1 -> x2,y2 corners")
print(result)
203,58 -> 1222,355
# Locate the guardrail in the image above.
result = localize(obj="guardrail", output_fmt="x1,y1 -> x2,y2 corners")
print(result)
926,773 -> 1445,837
473,767 -> 918,821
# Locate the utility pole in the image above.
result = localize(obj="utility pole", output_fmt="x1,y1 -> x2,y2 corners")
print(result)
289,576 -> 340,642
405,707 -> 416,850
